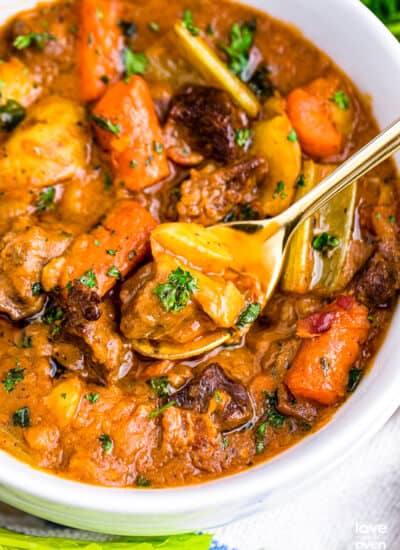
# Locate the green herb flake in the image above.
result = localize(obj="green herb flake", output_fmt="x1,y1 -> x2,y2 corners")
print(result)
12,407 -> 30,428
236,303 -> 261,329
147,376 -> 170,398
91,114 -> 120,135
220,19 -> 256,81
222,436 -> 229,449
214,390 -> 222,404
347,368 -> 363,393
388,215 -> 396,223
255,421 -> 267,454
106,249 -> 117,256
312,232 -> 340,255
153,140 -> 164,153
287,129 -> 298,142
13,32 -> 55,51
85,392 -> 100,404
234,128 -> 251,148
136,475 -> 151,487
3,367 -> 24,392
130,160 -> 138,168
153,267 -> 198,313
36,186 -> 55,212
100,74 -> 109,84
272,181 -> 287,200
79,269 -> 98,289
99,433 -> 113,454
148,400 -> 177,419
123,48 -> 148,77
16,336 -> 32,349
264,391 -> 286,429
106,265 -> 121,278
103,172 -> 113,190
31,282 -> 43,296
330,90 -> 350,111
182,10 -> 199,36
320,356 -> 330,375
0,99 -> 26,131
296,174 -> 306,188
148,22 -> 160,32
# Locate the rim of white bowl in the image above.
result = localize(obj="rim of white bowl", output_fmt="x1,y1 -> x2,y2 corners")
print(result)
0,0 -> 399,520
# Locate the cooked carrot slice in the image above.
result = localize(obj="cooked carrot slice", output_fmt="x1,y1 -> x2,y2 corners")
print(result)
53,200 -> 157,296
285,296 -> 370,405
78,0 -> 123,102
286,77 -> 346,159
92,77 -> 170,190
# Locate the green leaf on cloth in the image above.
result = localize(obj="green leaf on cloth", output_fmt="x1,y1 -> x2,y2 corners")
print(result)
0,529 -> 212,549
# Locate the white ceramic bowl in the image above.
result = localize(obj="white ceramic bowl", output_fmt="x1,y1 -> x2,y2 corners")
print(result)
0,0 -> 399,536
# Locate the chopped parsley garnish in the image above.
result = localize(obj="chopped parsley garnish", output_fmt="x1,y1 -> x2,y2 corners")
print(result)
3,367 -> 24,392
91,114 -> 120,135
136,475 -> 151,487
312,232 -> 340,255
147,376 -> 170,397
347,368 -> 363,392
0,99 -> 26,131
153,267 -> 198,313
106,265 -> 121,278
118,20 -> 137,38
222,436 -> 229,449
255,422 -> 267,454
153,140 -> 164,153
42,304 -> 64,338
106,249 -> 117,256
330,90 -> 350,111
31,282 -> 43,296
16,336 -> 32,349
182,10 -> 199,36
236,303 -> 261,329
12,407 -> 30,428
223,202 -> 260,222
99,434 -> 113,454
85,393 -> 100,404
79,269 -> 98,289
149,22 -> 160,32
320,356 -> 330,375
13,32 -> 55,51
148,400 -> 177,418
130,160 -> 138,168
388,215 -> 396,223
287,129 -> 298,142
123,48 -> 148,78
264,391 -> 286,429
36,186 -> 55,212
104,172 -> 113,190
220,19 -> 256,81
272,181 -> 288,200
296,174 -> 306,188
100,74 -> 109,84
214,390 -> 222,404
234,128 -> 251,148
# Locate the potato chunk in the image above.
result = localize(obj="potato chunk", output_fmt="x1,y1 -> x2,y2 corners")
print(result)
0,57 -> 41,107
0,96 -> 89,190
44,377 -> 83,428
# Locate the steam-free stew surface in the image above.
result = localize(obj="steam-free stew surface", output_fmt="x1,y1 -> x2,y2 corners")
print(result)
0,0 -> 398,488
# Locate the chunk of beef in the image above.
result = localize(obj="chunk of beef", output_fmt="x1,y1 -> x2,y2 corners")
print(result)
64,282 -> 102,323
0,219 -> 71,320
165,85 -> 249,165
168,363 -> 253,432
355,250 -> 399,308
276,384 -> 318,423
177,158 -> 265,226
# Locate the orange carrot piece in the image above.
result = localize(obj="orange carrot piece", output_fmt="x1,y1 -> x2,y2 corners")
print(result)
286,296 -> 370,405
58,200 -> 157,296
92,77 -> 170,190
286,78 -> 343,159
78,0 -> 123,102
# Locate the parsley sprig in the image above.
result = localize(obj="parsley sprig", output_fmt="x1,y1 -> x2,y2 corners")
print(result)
220,20 -> 256,81
153,267 -> 198,313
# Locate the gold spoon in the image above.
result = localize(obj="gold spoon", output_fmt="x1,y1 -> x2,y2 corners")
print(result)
133,117 -> 400,360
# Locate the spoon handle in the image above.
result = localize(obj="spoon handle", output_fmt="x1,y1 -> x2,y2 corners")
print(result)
278,117 -> 400,231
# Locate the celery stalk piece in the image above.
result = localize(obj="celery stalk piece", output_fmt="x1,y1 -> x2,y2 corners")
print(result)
173,23 -> 260,117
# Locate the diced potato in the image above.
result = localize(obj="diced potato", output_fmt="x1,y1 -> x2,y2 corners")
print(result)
194,271 -> 245,327
0,57 -> 41,107
151,223 -> 234,274
44,377 -> 83,428
0,96 -> 89,190
251,114 -> 301,216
